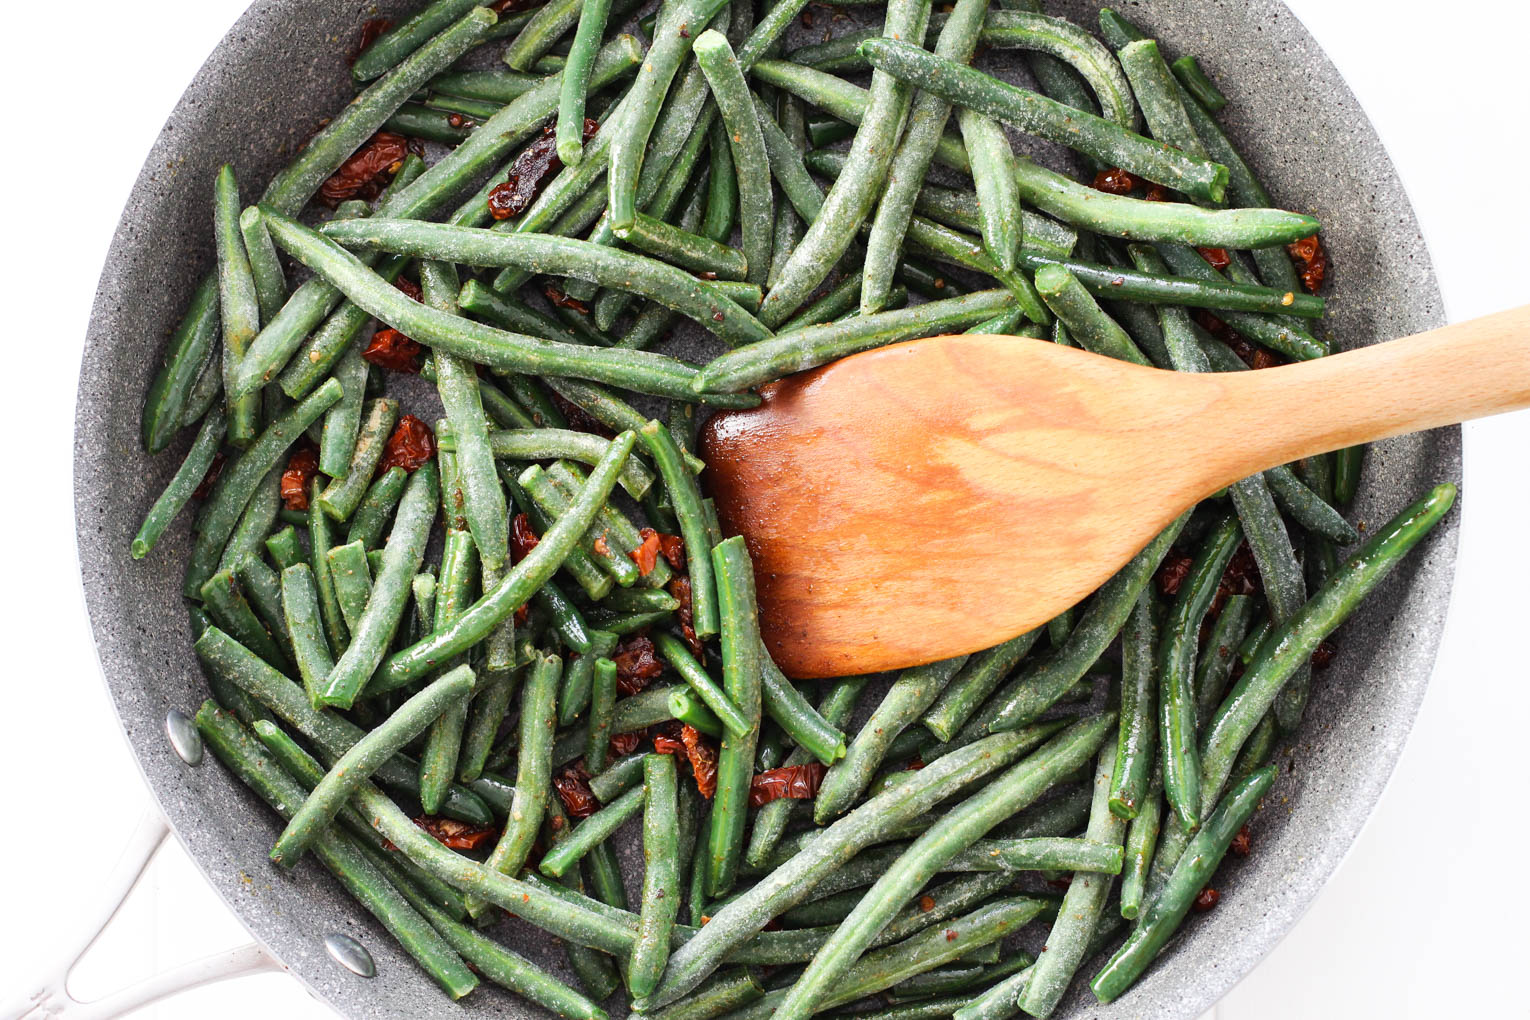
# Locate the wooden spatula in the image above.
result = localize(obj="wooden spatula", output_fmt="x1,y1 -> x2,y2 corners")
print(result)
702,304 -> 1530,678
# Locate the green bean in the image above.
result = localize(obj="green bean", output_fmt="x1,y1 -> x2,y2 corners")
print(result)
705,537 -> 765,897
1266,463 -> 1359,544
608,0 -> 731,231
385,103 -> 476,144
760,657 -> 847,765
418,527 -> 480,814
922,632 -> 1038,743
1017,747 -> 1125,1017
617,211 -> 751,280
759,0 -> 930,326
555,0 -> 613,164
693,30 -> 774,288
238,205 -> 288,325
264,525 -> 304,572
271,664 -> 475,866
639,420 -> 719,637
859,38 -> 1224,205
1119,773 -> 1161,920
342,466 -> 407,550
143,277 -> 220,453
504,0 -> 583,71
1334,445 -> 1363,506
352,0 -> 485,81
430,67 -> 542,103
199,568 -> 290,676
697,287 -> 1013,392
421,267 -> 509,573
213,165 -> 261,446
653,632 -> 751,737
324,539 -> 373,635
1200,483 -> 1456,811
305,477 -> 351,657
534,784 -> 645,880
1226,472 -> 1309,733
980,9 -> 1133,128
132,413 -> 227,560
184,379 -> 343,597
775,715 -> 1113,1018
197,626 -> 493,823
237,557 -> 300,669
316,461 -> 439,708
318,398 -> 400,522
1108,592 -> 1157,820
1171,54 -> 1226,114
629,753 -> 682,997
479,651 -> 562,891
1156,244 -> 1328,360
194,704 -> 480,998
556,628 -> 615,725
280,564 -> 336,706
458,670 -> 517,784
1033,264 -> 1149,365
816,656 -> 967,822
1096,7 -> 1144,50
1117,40 -> 1207,161
958,109 -> 1024,273
986,512 -> 1188,732
650,969 -> 763,1020
1091,766 -> 1275,1002
523,464 -> 640,586
314,216 -> 773,357
506,466 -> 615,601
1195,593 -> 1254,730
314,346 -> 365,477
1017,167 -> 1314,256
1229,711 -> 1278,787
637,725 -> 1057,1010
473,429 -> 655,499
1160,513 -> 1242,829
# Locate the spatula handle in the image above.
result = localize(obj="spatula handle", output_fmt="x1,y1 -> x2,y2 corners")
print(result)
1215,304 -> 1530,473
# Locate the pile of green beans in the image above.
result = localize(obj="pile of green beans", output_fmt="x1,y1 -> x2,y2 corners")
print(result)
133,0 -> 1452,1013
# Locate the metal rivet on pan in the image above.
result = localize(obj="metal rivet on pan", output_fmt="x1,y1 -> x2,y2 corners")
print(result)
325,934 -> 376,978
165,709 -> 204,766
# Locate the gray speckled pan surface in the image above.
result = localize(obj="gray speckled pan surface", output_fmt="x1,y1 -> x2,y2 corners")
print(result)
74,1 -> 1457,1016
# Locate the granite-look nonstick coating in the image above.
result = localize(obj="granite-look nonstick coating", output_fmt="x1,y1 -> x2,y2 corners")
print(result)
74,1 -> 1459,1016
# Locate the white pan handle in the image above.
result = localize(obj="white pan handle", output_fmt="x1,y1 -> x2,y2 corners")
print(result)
0,808 -> 282,1020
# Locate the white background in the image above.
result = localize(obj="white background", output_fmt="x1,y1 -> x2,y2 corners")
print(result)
0,2 -> 1526,1018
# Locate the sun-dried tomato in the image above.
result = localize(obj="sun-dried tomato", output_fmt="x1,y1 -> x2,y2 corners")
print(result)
1286,234 -> 1327,293
193,452 -> 227,502
1193,887 -> 1220,912
487,121 -> 599,220
554,761 -> 598,817
657,533 -> 686,570
544,284 -> 590,314
631,529 -> 663,576
447,113 -> 470,129
1311,639 -> 1337,670
1249,348 -> 1282,370
747,763 -> 827,807
515,603 -> 530,626
668,577 -> 703,657
363,327 -> 423,373
280,444 -> 319,511
944,930 -> 959,942
350,17 -> 393,64
682,724 -> 719,798
320,132 -> 414,204
613,635 -> 664,695
610,731 -> 643,757
1193,310 -> 1265,368
1143,183 -> 1169,202
1229,824 -> 1252,858
905,756 -> 925,771
395,277 -> 423,302
918,894 -> 936,912
654,731 -> 685,756
1197,247 -> 1231,270
1047,876 -> 1073,891
1157,551 -> 1195,597
378,415 -> 435,473
1091,167 -> 1140,195
511,513 -> 540,563
414,815 -> 499,851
